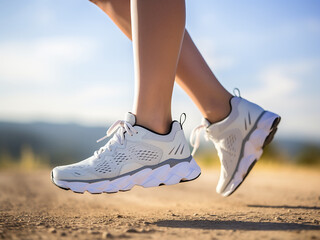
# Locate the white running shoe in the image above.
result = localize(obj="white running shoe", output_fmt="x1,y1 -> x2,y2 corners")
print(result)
190,93 -> 280,197
51,112 -> 201,194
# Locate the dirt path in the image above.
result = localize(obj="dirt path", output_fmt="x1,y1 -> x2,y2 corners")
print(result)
0,165 -> 319,240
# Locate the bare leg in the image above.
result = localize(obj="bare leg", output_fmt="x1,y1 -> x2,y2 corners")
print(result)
175,33 -> 232,122
90,0 -> 232,123
130,0 -> 185,133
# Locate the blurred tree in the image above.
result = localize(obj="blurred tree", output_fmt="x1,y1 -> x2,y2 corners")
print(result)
296,144 -> 320,166
0,148 -> 15,168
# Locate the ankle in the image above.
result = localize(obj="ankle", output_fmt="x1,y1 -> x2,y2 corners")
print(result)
204,95 -> 232,124
134,113 -> 172,134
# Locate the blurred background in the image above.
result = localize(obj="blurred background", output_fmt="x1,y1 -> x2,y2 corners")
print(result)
0,0 -> 319,169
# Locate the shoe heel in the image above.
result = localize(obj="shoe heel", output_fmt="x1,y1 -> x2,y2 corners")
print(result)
264,118 -> 281,148
257,111 -> 281,148
250,111 -> 280,150
179,158 -> 202,182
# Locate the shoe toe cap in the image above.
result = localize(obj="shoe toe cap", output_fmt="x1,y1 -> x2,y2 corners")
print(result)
51,166 -> 73,181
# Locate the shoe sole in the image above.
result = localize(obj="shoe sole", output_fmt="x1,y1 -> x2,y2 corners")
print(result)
51,158 -> 201,194
221,111 -> 281,197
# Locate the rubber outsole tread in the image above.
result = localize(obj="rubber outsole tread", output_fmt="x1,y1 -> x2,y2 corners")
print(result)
180,172 -> 201,183
224,116 -> 281,197
263,117 -> 281,148
51,160 -> 201,194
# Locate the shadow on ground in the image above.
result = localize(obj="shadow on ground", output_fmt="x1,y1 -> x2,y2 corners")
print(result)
247,205 -> 320,210
155,220 -> 320,231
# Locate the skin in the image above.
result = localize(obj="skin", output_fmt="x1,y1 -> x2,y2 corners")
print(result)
90,0 -> 232,133
130,0 -> 185,133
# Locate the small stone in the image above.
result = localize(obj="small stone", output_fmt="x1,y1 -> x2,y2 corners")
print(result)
141,228 -> 155,233
117,214 -> 123,218
313,219 -> 319,224
102,232 -> 113,238
124,223 -> 132,227
171,213 -> 178,217
144,221 -> 151,225
48,228 -> 56,234
88,230 -> 100,235
193,213 -> 199,216
60,232 -> 67,236
298,217 -> 303,220
126,228 -> 139,233
275,217 -> 282,221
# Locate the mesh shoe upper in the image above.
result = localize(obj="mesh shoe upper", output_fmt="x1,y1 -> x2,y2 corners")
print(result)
52,112 -> 191,182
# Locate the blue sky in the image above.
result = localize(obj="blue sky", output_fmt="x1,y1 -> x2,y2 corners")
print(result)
0,0 -> 319,140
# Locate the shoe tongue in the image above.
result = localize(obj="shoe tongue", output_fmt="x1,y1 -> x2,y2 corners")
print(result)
201,118 -> 211,128
125,112 -> 136,125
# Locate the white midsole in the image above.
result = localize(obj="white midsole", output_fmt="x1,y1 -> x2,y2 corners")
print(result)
53,158 -> 201,194
222,111 -> 280,197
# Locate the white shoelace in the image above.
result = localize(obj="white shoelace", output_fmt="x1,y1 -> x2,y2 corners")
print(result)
190,124 -> 209,156
94,120 -> 138,158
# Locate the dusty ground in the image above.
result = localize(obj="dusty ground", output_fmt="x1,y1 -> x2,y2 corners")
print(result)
0,164 -> 319,240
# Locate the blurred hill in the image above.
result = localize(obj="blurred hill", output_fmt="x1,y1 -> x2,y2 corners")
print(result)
0,121 -> 107,167
0,121 -> 319,168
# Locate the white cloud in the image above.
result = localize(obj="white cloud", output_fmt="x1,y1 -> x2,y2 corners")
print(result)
246,59 -> 320,140
0,83 -> 131,126
0,36 -> 98,85
0,35 -> 135,126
